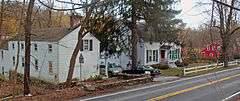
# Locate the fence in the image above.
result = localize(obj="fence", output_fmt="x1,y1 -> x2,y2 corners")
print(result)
183,60 -> 240,76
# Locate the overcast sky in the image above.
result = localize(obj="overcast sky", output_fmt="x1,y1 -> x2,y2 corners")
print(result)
179,0 -> 211,28
50,0 -> 212,28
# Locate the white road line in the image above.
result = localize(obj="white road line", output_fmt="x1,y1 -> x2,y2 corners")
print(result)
79,67 -> 240,101
222,91 -> 240,101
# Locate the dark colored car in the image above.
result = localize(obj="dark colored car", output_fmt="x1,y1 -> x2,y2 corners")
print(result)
99,63 -> 123,76
122,65 -> 161,76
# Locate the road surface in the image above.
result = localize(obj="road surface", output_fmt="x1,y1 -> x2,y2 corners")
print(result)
75,67 -> 240,101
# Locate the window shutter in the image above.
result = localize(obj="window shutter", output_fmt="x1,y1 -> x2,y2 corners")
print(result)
146,50 -> 149,63
89,40 -> 93,51
80,40 -> 83,51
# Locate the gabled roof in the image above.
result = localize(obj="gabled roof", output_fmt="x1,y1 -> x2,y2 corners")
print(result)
10,27 -> 73,42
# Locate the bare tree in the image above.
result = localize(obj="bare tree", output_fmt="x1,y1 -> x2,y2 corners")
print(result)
13,0 -> 26,83
23,0 -> 35,95
213,0 -> 240,67
0,0 -> 4,39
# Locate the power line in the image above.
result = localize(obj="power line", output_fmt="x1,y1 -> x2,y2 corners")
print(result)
212,0 -> 240,11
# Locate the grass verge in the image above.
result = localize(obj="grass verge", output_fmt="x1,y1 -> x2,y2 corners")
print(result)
184,65 -> 240,77
160,68 -> 183,77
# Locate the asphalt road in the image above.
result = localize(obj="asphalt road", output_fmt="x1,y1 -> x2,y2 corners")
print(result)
75,67 -> 240,101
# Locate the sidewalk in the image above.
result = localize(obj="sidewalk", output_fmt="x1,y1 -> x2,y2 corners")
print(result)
153,76 -> 180,82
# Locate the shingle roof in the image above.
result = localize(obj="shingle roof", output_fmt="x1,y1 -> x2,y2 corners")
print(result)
10,27 -> 72,42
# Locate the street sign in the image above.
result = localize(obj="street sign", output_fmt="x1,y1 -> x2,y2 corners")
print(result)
79,53 -> 84,63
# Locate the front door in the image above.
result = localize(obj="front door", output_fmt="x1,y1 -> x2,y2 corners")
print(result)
161,50 -> 165,59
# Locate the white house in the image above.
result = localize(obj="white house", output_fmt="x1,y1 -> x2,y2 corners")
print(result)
99,23 -> 182,69
0,27 -> 100,83
137,24 -> 182,67
0,42 -> 9,76
99,52 -> 130,70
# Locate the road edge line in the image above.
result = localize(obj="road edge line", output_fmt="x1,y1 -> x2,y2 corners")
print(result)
222,91 -> 240,101
80,67 -> 240,101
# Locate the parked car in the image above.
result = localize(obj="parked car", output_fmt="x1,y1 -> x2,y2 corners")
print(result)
122,65 -> 161,76
137,65 -> 161,76
99,63 -> 123,77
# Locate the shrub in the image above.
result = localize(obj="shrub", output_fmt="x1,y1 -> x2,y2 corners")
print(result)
151,64 -> 169,70
0,74 -> 5,83
234,55 -> 240,59
88,75 -> 103,81
175,60 -> 189,67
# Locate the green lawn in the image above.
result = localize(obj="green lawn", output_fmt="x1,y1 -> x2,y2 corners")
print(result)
160,68 -> 183,77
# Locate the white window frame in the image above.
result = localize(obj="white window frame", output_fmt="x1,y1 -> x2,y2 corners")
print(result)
21,43 -> 24,50
13,56 -> 15,66
12,43 -> 15,50
48,61 -> 53,74
34,43 -> 38,51
35,59 -> 38,70
83,40 -> 89,50
48,44 -> 52,52
22,57 -> 24,67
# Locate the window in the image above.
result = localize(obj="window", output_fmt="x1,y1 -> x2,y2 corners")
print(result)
1,51 -> 3,59
156,50 -> 159,62
169,51 -> 172,60
210,53 -> 214,57
146,50 -> 149,63
48,61 -> 53,74
146,50 -> 158,63
48,44 -> 52,52
149,50 -> 152,62
83,40 -> 89,50
177,49 -> 180,59
82,40 -> 93,51
34,44 -> 38,51
13,56 -> 15,66
212,46 -> 214,51
89,40 -> 93,51
35,59 -> 38,70
21,43 -> 24,50
153,50 -> 156,61
22,57 -> 24,67
2,66 -> 4,75
12,43 -> 15,50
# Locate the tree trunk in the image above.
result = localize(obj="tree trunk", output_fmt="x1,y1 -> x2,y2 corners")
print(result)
65,10 -> 92,87
23,0 -> 35,95
14,0 -> 25,83
65,31 -> 83,87
0,0 -> 4,39
13,41 -> 20,82
222,37 -> 229,67
131,0 -> 138,70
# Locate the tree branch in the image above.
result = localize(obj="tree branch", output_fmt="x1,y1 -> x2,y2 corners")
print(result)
230,26 -> 240,35
212,0 -> 240,11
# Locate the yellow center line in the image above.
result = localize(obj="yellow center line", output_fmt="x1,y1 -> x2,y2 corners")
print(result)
147,73 -> 240,101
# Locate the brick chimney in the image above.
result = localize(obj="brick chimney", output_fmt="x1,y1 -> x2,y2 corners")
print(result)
69,14 -> 82,29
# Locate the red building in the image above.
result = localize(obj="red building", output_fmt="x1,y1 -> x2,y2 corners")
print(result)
201,42 -> 221,58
